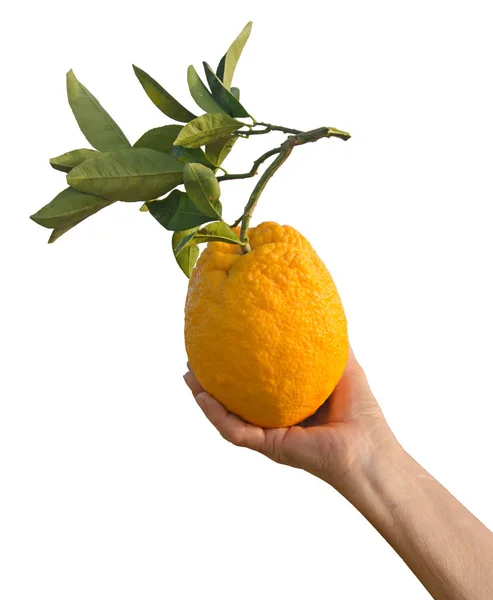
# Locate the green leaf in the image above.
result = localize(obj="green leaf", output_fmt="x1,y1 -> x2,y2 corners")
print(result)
48,214 -> 92,243
173,230 -> 197,255
67,148 -> 184,202
139,198 -> 159,212
187,66 -> 229,115
50,148 -> 100,173
205,136 -> 237,168
216,55 -> 226,83
133,65 -> 197,123
147,190 -> 215,231
171,145 -> 217,169
133,125 -> 182,152
174,222 -> 243,255
173,113 -> 243,148
172,228 -> 200,278
216,22 -> 253,90
183,163 -> 221,219
30,187 -> 113,229
66,70 -> 131,152
204,61 -> 229,103
231,87 -> 240,100
203,62 -> 250,118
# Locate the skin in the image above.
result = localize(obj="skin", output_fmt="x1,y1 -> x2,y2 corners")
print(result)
184,346 -> 493,600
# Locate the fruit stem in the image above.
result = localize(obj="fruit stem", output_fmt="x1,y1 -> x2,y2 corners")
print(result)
239,126 -> 351,250
239,149 -> 293,249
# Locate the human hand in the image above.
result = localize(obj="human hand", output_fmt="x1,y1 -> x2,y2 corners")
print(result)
184,346 -> 399,495
186,350 -> 493,600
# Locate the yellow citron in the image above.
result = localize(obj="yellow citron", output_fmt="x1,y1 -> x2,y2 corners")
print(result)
185,222 -> 348,428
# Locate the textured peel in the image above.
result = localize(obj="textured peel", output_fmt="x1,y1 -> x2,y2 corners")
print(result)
185,222 -> 349,428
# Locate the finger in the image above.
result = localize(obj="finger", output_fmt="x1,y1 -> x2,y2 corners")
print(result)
346,343 -> 366,378
195,392 -> 266,452
183,370 -> 205,397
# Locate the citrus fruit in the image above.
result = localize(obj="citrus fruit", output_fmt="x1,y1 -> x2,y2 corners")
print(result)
185,221 -> 348,428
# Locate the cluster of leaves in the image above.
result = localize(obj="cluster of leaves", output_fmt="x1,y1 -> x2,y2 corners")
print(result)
30,22 -> 254,276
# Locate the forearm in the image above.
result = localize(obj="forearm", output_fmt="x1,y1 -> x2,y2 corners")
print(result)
342,442 -> 493,600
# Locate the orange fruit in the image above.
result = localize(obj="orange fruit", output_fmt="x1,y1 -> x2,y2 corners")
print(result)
185,222 -> 348,428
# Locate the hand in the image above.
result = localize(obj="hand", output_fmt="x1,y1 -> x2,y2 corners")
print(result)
184,346 -> 398,494
185,348 -> 493,600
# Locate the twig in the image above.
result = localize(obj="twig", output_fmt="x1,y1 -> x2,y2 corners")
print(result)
218,148 -> 282,182
236,122 -> 303,137
257,123 -> 303,135
239,127 -> 351,251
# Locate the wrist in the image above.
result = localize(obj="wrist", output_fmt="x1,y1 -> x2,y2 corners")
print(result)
336,431 -> 410,507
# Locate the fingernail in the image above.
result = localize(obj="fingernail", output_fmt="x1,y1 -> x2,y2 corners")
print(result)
183,372 -> 192,389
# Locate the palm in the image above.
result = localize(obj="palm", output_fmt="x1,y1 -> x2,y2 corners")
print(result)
261,355 -> 381,482
185,347 -> 387,488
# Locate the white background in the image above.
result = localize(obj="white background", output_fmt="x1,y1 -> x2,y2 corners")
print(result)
1,1 -> 492,598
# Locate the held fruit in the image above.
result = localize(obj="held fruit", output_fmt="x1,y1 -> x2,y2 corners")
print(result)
185,222 -> 349,428
31,23 -> 351,428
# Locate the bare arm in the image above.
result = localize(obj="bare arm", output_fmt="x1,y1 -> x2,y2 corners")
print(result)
184,348 -> 493,599
345,442 -> 493,600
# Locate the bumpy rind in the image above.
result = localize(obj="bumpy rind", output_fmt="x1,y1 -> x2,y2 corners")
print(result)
185,222 -> 349,428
